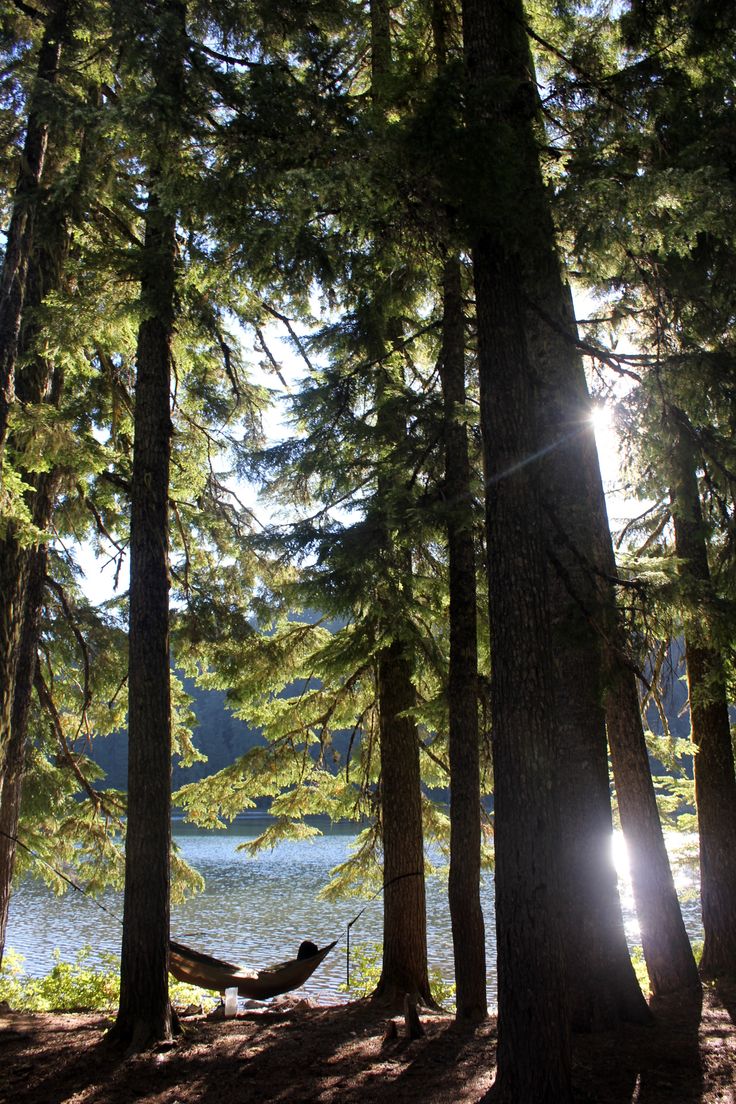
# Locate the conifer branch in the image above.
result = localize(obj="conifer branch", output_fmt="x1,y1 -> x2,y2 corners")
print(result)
91,200 -> 142,247
11,0 -> 44,20
418,738 -> 449,776
34,668 -> 124,815
259,301 -> 316,378
45,575 -> 92,738
254,324 -> 290,391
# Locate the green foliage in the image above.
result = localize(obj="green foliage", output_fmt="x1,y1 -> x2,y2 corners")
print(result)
0,947 -> 120,1012
339,940 -> 456,1010
0,946 -> 216,1012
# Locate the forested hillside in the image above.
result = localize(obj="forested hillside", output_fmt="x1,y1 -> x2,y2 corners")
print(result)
89,679 -> 265,793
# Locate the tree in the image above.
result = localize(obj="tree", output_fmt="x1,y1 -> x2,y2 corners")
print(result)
432,0 -> 487,1023
440,256 -> 487,1021
0,0 -> 70,789
461,0 -> 572,1095
546,0 -> 736,983
669,421 -> 736,977
109,0 -> 186,1051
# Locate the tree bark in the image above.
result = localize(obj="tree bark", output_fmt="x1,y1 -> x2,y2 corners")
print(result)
439,257 -> 487,1022
0,0 -> 68,459
111,191 -> 176,1051
366,0 -> 433,1009
109,0 -> 185,1051
584,434 -> 699,996
472,229 -> 572,1101
670,428 -> 736,979
0,0 -> 69,792
373,639 -> 434,1007
462,0 -> 649,1031
463,3 -> 572,1094
0,534 -> 50,968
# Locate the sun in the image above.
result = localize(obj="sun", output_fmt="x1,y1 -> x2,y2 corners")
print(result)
590,402 -> 621,486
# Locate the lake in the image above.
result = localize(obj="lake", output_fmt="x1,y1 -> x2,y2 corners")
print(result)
4,818 -> 703,1006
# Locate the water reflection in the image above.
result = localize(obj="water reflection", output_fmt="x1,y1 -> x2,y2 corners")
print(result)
5,820 -> 702,1004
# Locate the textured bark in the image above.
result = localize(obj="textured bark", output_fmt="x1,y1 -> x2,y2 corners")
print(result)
0,158 -> 70,811
373,640 -> 434,1008
462,0 -> 648,1031
366,0 -> 432,1009
111,194 -> 176,1050
464,5 -> 572,1094
110,0 -> 185,1051
439,258 -> 487,1022
0,0 -> 68,794
670,430 -> 736,979
472,229 -> 572,1102
0,0 -> 68,458
0,536 -> 49,968
584,435 -> 699,996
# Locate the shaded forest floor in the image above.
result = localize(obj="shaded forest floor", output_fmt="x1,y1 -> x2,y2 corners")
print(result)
1,981 -> 735,1104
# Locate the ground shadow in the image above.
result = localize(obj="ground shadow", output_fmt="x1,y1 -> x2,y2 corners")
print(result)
571,987 -> 704,1104
715,977 -> 736,1027
636,987 -> 703,1104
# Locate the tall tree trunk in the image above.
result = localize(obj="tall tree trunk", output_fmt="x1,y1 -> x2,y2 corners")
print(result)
111,189 -> 176,1051
605,646 -> 700,993
430,0 -> 487,1023
463,0 -> 648,1030
0,0 -> 69,789
0,532 -> 50,968
366,0 -> 433,1009
439,257 -> 487,1021
584,435 -> 699,996
0,139 -> 71,843
670,427 -> 736,979
0,0 -> 68,459
109,0 -> 185,1051
463,2 -> 572,1096
373,639 -> 433,1007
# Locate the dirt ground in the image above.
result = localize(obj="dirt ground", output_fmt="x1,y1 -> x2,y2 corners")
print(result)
0,981 -> 735,1104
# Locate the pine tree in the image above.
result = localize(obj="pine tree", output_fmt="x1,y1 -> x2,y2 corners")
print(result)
548,0 -> 736,982
108,0 -> 187,1050
461,0 -> 572,1095
0,0 -> 71,786
669,421 -> 736,977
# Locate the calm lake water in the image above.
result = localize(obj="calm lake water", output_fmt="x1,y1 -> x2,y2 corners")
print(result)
5,819 -> 703,1005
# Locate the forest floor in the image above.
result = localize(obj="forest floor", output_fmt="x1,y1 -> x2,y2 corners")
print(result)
0,980 -> 735,1104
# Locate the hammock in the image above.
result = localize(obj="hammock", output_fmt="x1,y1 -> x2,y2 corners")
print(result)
168,939 -> 337,1000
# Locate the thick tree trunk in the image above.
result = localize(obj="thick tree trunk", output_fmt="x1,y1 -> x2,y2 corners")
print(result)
461,0 -> 649,1031
584,437 -> 699,996
670,429 -> 736,979
0,535 -> 49,968
366,0 -> 433,1010
373,639 -> 434,1007
440,257 -> 487,1022
111,191 -> 176,1050
110,0 -> 185,1050
0,0 -> 68,458
462,3 -> 572,1096
473,234 -> 572,1102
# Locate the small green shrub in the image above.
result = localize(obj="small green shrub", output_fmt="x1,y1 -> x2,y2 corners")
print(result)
0,946 -> 120,1011
340,941 -> 456,1010
0,946 -> 215,1012
629,945 -> 650,995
